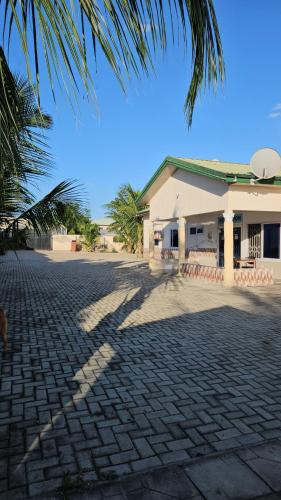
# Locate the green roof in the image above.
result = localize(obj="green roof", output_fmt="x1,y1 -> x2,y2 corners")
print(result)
138,156 -> 281,205
175,157 -> 251,175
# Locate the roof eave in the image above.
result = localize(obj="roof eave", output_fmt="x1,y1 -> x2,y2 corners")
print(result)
137,157 -> 281,206
137,156 -> 232,205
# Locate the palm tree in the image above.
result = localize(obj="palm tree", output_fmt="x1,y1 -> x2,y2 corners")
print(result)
104,184 -> 143,254
0,51 -> 83,245
80,222 -> 100,251
59,203 -> 92,235
0,0 -> 224,126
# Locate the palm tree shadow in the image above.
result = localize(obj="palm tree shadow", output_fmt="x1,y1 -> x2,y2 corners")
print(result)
2,249 -> 281,496
1,251 -> 184,482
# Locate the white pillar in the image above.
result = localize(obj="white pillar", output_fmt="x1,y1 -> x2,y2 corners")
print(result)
178,217 -> 187,270
223,211 -> 234,286
149,220 -> 154,259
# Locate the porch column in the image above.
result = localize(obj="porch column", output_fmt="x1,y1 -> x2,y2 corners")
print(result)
149,220 -> 154,259
223,211 -> 234,286
178,217 -> 187,266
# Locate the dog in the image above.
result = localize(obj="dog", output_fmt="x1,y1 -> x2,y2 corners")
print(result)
0,308 -> 8,351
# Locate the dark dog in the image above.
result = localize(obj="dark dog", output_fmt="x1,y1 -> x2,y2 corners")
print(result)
0,308 -> 8,351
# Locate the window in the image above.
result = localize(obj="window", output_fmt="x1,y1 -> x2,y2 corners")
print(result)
170,229 -> 178,248
154,239 -> 160,246
190,226 -> 203,235
263,224 -> 280,259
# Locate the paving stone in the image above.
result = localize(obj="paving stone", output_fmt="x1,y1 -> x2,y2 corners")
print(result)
246,457 -> 281,492
133,438 -> 154,458
42,439 -> 57,457
215,428 -> 241,440
143,466 -> 200,499
160,450 -> 189,465
251,441 -> 281,463
186,455 -> 271,499
126,489 -> 174,500
0,486 -> 27,499
131,456 -> 162,472
116,433 -> 133,451
110,450 -> 139,465
27,469 -> 45,483
167,438 -> 193,452
67,491 -> 103,500
77,451 -> 94,470
29,477 -> 62,497
2,251 -> 281,498
100,463 -> 132,477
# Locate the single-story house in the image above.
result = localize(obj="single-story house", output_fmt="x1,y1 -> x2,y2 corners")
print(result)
138,156 -> 281,286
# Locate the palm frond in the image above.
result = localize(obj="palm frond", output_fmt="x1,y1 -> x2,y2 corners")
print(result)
0,49 -> 53,183
0,53 -> 87,238
9,180 -> 84,235
0,0 -> 224,125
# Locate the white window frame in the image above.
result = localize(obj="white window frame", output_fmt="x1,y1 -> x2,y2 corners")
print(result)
262,222 -> 280,260
245,220 -> 281,261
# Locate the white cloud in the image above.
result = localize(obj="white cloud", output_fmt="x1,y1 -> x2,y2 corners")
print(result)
268,111 -> 281,119
273,103 -> 281,111
268,102 -> 281,119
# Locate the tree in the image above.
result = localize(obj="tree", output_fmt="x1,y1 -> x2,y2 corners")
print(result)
59,203 -> 91,234
0,51 -> 83,246
81,223 -> 100,251
104,184 -> 142,254
0,1 -> 224,126
58,203 -> 101,251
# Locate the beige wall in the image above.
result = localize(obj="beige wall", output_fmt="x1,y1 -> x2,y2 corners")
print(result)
228,184 -> 281,212
52,234 -> 123,252
147,169 -> 281,220
256,259 -> 280,278
99,234 -> 123,252
149,169 -> 228,219
52,234 -> 83,251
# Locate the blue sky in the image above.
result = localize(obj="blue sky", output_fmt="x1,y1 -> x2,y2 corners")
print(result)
10,1 -> 281,217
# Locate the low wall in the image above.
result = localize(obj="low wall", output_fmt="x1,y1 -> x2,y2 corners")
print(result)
181,263 -> 224,283
234,268 -> 273,287
186,248 -> 217,267
52,234 -> 82,251
180,263 -> 273,287
101,235 -> 123,252
256,259 -> 281,279
52,235 -> 124,252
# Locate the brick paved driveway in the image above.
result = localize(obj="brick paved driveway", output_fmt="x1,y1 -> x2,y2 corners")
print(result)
1,250 -> 281,499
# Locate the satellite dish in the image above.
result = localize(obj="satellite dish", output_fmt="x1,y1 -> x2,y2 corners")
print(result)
250,148 -> 281,179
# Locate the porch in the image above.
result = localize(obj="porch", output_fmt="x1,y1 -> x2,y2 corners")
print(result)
147,211 -> 279,286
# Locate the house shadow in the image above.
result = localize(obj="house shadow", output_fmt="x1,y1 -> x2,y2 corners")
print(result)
1,250 -> 281,496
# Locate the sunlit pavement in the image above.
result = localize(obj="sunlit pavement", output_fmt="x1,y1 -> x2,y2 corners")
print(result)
1,250 -> 281,499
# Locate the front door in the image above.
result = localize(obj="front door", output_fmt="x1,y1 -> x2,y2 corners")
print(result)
218,227 -> 241,267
